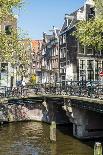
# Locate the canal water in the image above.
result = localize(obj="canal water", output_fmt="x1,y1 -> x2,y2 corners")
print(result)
0,122 -> 94,155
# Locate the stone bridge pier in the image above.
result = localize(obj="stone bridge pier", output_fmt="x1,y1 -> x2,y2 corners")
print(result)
64,99 -> 103,139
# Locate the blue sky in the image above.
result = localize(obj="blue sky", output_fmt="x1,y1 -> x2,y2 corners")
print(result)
15,0 -> 84,39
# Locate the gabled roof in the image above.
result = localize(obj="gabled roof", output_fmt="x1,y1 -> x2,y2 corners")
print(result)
61,6 -> 84,33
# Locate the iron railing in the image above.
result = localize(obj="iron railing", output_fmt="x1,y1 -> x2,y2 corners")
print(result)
26,81 -> 103,99
0,81 -> 103,99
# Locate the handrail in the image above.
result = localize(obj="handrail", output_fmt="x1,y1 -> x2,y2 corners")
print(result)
0,80 -> 103,99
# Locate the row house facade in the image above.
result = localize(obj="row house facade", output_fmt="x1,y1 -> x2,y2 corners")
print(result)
59,0 -> 103,86
1,11 -> 32,86
0,14 -> 17,87
31,40 -> 42,83
17,39 -> 32,83
41,27 -> 60,84
34,0 -> 102,85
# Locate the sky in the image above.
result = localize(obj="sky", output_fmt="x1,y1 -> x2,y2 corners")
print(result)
15,0 -> 85,39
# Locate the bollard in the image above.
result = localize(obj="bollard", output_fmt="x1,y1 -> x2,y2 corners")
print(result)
50,121 -> 56,142
8,112 -> 14,122
94,142 -> 102,155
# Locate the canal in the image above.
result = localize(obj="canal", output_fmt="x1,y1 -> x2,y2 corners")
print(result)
0,122 -> 94,155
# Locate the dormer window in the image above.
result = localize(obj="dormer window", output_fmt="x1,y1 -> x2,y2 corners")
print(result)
90,7 -> 95,15
5,25 -> 12,35
88,7 -> 95,18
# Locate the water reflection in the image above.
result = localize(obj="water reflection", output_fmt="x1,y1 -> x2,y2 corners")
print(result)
0,122 -> 93,155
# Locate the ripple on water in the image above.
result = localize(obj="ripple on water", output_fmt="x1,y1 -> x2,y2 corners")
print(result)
0,122 -> 94,155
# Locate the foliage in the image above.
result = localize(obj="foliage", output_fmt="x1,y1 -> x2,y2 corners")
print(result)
0,0 -> 31,64
0,0 -> 23,61
0,0 -> 32,83
94,0 -> 103,17
73,19 -> 103,51
0,0 -> 22,7
0,0 -> 23,20
73,0 -> 103,51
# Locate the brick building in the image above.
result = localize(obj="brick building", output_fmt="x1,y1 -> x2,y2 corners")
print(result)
31,40 -> 42,83
0,14 -> 17,87
59,0 -> 103,87
41,27 -> 60,84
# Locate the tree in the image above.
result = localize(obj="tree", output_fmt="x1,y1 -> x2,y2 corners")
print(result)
73,0 -> 103,51
0,0 -> 22,20
0,0 -> 31,84
0,0 -> 30,64
0,0 -> 23,61
94,0 -> 103,17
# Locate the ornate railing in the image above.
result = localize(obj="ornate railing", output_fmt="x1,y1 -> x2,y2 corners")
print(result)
0,81 -> 103,99
33,81 -> 103,98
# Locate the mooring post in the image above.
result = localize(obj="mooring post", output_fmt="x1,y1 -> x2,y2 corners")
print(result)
8,112 -> 14,122
50,121 -> 56,142
94,142 -> 102,155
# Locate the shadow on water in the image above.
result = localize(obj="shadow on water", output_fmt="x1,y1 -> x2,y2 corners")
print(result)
57,123 -> 103,151
0,121 -> 94,155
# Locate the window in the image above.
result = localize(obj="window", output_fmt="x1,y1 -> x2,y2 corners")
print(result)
1,63 -> 8,72
63,34 -> 66,44
33,52 -> 35,57
60,48 -> 63,58
60,48 -> 66,58
88,70 -> 94,81
56,46 -> 58,55
88,7 -> 95,19
95,61 -> 101,72
87,60 -> 94,81
80,60 -> 86,70
95,60 -> 102,80
86,47 -> 93,55
60,63 -> 64,68
59,36 -> 63,45
61,75 -> 65,80
60,69 -> 66,74
52,48 -> 55,56
63,48 -> 66,57
78,42 -> 85,54
87,60 -> 94,70
54,48 -> 56,56
60,62 -> 66,68
5,25 -> 12,35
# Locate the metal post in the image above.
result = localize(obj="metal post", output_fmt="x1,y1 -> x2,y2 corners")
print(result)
44,82 -> 46,94
70,80 -> 72,95
65,81 -> 67,95
54,82 -> 56,94
79,81 -> 81,96
50,121 -> 56,142
90,81 -> 92,97
60,81 -> 62,95
94,142 -> 102,155
50,82 -> 51,94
